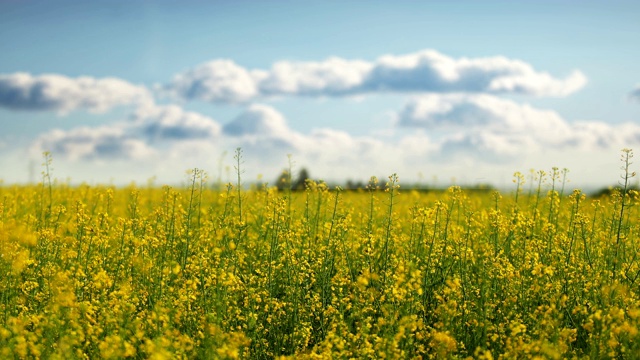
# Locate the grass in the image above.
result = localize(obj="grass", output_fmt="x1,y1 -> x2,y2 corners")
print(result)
1,150 -> 640,358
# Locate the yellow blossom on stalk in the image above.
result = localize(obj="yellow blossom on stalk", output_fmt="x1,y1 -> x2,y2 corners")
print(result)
430,330 -> 457,356
92,269 -> 113,291
2,155 -> 640,358
10,249 -> 31,274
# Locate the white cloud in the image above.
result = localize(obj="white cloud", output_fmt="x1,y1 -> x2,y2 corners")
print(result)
28,102 -> 401,183
567,121 -> 640,150
213,101 -> 640,181
24,98 -> 640,188
31,102 -> 222,161
396,94 -> 640,158
31,125 -> 155,161
218,104 -> 306,163
0,72 -> 152,113
362,51 -> 586,97
398,94 -> 572,142
259,57 -> 373,96
223,103 -> 293,138
166,60 -> 262,104
132,104 -> 221,141
486,69 -> 586,97
166,50 -> 587,103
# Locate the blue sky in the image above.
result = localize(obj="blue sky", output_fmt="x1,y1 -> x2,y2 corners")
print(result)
1,0 -> 639,189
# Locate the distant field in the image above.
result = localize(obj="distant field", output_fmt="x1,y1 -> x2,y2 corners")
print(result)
2,157 -> 640,358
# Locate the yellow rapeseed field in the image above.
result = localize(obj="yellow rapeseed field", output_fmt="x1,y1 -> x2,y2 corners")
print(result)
2,150 -> 640,359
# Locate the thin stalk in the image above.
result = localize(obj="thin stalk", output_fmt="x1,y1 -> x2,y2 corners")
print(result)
613,149 -> 636,278
381,174 -> 399,285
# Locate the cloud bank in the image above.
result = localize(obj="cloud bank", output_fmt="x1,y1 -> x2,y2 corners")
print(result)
31,103 -> 223,160
0,73 -> 152,113
32,125 -> 154,161
166,50 -> 587,103
396,94 -> 640,160
28,96 -> 640,186
8,49 -> 638,187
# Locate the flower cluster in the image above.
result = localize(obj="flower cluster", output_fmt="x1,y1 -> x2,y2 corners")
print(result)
1,163 -> 640,358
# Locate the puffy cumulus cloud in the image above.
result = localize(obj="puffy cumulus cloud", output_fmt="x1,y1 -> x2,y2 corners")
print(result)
30,103 -> 223,161
28,103 -> 301,167
396,94 -> 640,159
167,50 -> 586,103
485,69 -> 586,97
132,104 -> 221,141
166,60 -> 262,104
218,105 -> 312,166
0,72 -> 152,113
397,94 -> 572,143
31,125 -> 155,161
223,104 -> 293,138
362,51 -> 586,97
259,58 -> 373,96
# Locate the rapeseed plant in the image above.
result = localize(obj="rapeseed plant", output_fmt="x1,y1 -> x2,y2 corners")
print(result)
2,150 -> 640,358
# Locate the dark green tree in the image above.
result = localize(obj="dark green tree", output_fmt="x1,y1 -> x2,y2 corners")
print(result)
293,168 -> 310,190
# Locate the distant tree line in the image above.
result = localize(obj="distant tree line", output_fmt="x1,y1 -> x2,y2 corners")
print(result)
271,168 -> 498,193
274,168 -> 311,191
